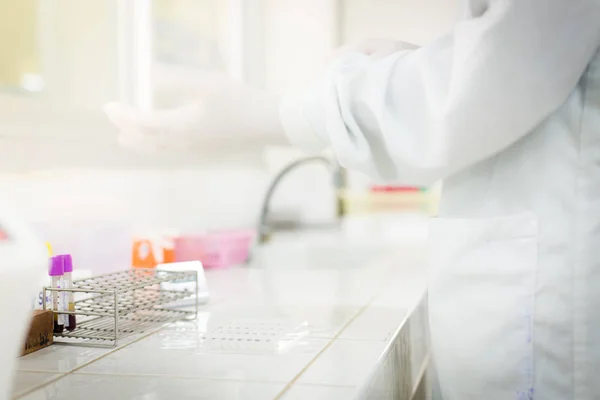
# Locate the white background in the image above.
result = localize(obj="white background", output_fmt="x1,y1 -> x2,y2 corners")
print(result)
0,0 -> 457,268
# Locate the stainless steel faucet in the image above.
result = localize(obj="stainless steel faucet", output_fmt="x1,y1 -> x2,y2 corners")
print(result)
256,156 -> 347,244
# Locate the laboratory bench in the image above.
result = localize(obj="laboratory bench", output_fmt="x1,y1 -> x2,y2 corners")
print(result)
13,227 -> 430,400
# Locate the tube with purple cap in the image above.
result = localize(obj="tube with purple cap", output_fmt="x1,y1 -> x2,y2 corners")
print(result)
48,256 -> 64,334
61,254 -> 76,331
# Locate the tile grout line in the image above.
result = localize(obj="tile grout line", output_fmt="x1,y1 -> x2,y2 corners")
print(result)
63,371 -> 357,388
12,373 -> 68,400
277,382 -> 357,390
352,292 -> 426,398
14,298 -> 227,399
410,354 -> 430,399
14,371 -> 359,399
19,370 -> 363,387
14,326 -> 160,400
271,295 -> 381,400
272,263 -> 409,400
15,287 -> 400,399
71,371 -> 290,383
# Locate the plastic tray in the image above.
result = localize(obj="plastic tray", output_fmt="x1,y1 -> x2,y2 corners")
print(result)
174,229 -> 255,268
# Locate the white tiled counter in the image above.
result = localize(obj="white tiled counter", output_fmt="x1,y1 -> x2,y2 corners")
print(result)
13,228 -> 429,400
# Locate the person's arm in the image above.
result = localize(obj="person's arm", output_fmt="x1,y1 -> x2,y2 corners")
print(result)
280,0 -> 600,185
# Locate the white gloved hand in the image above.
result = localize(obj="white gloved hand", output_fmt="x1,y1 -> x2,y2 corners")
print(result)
331,38 -> 419,61
105,40 -> 418,154
104,73 -> 284,153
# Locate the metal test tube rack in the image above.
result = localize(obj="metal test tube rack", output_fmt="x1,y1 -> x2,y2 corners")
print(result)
43,269 -> 199,347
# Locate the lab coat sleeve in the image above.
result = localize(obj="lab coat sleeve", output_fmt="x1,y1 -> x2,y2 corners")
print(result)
279,0 -> 600,185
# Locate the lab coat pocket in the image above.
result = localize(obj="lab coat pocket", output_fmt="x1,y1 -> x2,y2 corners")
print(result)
428,214 -> 537,400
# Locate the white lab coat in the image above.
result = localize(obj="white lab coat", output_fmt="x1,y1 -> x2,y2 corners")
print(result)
279,0 -> 600,399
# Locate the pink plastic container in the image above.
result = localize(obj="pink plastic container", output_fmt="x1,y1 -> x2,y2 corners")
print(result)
174,230 -> 255,268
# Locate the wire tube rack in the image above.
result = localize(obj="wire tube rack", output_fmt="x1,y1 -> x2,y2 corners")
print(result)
43,269 -> 199,347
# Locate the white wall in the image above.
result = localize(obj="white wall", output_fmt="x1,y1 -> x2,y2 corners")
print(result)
1,155 -> 336,272
341,0 -> 459,46
1,169 -> 268,272
37,0 -> 119,111
263,0 -> 460,92
264,0 -> 338,93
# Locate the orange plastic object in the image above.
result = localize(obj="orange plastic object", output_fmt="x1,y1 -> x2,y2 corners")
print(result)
132,239 -> 157,269
162,248 -> 175,264
161,234 -> 176,264
132,235 -> 176,268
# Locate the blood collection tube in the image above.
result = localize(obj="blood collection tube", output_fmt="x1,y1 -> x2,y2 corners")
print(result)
61,254 -> 76,331
49,256 -> 64,334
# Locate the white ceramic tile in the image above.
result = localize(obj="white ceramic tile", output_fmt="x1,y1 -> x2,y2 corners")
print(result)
203,268 -> 256,303
405,298 -> 429,390
250,241 -> 388,271
11,371 -> 61,399
18,374 -> 284,400
298,339 -> 386,386
16,327 -> 162,374
280,384 -> 357,400
205,304 -> 361,339
356,350 -> 405,400
371,274 -> 427,310
338,306 -> 408,341
80,328 -> 329,383
187,250 -> 398,308
17,345 -> 109,373
215,268 -> 383,307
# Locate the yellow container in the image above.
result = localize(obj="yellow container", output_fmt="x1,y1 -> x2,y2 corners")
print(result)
340,189 -> 439,216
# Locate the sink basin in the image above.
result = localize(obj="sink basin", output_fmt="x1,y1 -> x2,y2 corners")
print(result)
249,234 -> 392,270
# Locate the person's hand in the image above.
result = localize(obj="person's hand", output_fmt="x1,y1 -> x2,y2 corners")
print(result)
105,40 -> 419,154
104,72 -> 283,153
331,38 -> 419,61
104,101 -> 203,152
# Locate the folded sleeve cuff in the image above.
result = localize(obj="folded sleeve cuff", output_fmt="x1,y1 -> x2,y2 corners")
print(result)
278,95 -> 328,154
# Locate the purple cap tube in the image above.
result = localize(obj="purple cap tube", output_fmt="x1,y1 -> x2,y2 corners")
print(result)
57,254 -> 76,332
48,256 -> 65,333
49,256 -> 64,276
61,254 -> 73,273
